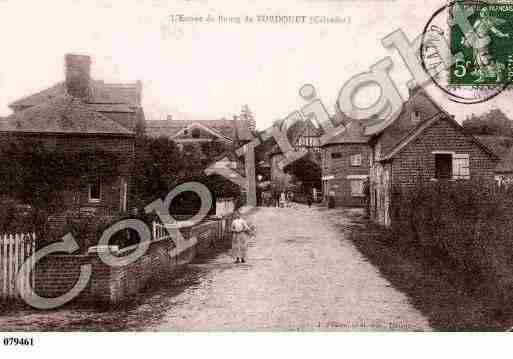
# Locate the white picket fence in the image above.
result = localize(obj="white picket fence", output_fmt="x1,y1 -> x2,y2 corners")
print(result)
0,232 -> 36,300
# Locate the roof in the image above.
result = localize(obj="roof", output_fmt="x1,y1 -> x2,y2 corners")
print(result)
9,80 -> 141,110
145,119 -> 254,141
377,113 -> 498,161
1,96 -> 133,135
496,146 -> 513,173
476,136 -> 513,173
320,120 -> 370,146
475,135 -> 513,158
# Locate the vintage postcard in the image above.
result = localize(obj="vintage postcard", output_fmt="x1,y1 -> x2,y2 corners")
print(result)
0,0 -> 512,356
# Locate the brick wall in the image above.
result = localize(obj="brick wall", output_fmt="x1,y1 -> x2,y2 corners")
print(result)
390,119 -> 497,185
34,216 -> 232,304
322,143 -> 371,207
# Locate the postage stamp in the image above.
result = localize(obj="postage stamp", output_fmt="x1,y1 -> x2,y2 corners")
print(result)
450,1 -> 513,85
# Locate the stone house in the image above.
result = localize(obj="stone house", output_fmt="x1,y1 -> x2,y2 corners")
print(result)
2,54 -> 142,217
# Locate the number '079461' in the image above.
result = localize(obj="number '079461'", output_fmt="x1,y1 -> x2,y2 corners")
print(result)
3,338 -> 34,346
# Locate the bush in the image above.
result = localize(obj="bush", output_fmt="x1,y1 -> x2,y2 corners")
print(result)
390,179 -> 513,304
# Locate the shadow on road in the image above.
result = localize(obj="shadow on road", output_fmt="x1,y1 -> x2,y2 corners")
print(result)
326,207 -> 513,331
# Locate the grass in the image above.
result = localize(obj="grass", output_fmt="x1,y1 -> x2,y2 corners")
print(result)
330,208 -> 513,331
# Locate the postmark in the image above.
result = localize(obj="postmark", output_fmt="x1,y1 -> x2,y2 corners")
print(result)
420,0 -> 512,104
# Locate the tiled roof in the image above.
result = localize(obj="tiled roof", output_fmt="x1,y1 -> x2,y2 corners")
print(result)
9,80 -> 141,110
477,135 -> 513,173
475,135 -> 513,158
1,96 -> 133,135
145,119 -> 254,141
496,146 -> 513,173
371,87 -> 449,158
90,81 -> 141,106
321,120 -> 369,146
87,103 -> 136,113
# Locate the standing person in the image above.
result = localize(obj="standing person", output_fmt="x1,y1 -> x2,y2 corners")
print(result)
280,191 -> 286,208
307,192 -> 313,208
230,211 -> 251,263
363,177 -> 370,218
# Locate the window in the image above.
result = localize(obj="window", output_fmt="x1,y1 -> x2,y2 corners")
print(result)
350,153 -> 362,166
434,153 -> 452,179
350,179 -> 365,197
453,154 -> 470,179
331,152 -> 342,159
191,128 -> 201,138
434,152 -> 470,180
89,178 -> 101,202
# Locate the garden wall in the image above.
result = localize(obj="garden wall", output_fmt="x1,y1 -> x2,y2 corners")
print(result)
34,215 -> 233,304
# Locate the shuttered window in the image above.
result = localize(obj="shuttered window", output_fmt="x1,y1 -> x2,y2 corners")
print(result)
350,179 -> 365,197
350,153 -> 362,166
453,154 -> 470,180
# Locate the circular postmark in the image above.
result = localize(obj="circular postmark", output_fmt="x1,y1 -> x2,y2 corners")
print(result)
420,0 -> 512,104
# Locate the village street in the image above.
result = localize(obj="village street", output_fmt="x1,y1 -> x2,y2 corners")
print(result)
0,205 -> 431,331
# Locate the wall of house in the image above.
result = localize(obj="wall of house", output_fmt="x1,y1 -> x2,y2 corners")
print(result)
35,216 -> 232,304
370,161 -> 392,226
0,133 -> 135,216
370,119 -> 497,226
390,119 -> 496,185
321,144 -> 370,207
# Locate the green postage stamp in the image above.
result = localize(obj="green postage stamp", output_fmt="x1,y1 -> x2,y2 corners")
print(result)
450,1 -> 513,85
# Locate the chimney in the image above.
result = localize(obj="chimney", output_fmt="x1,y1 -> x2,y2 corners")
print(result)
65,54 -> 92,100
407,80 -> 422,99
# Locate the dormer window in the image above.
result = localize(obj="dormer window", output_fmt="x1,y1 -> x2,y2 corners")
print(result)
411,110 -> 421,124
191,128 -> 201,138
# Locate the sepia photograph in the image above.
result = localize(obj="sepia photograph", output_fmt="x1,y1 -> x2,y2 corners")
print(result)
0,0 -> 512,356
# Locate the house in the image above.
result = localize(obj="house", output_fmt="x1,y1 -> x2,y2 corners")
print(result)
2,54 -> 141,217
146,116 -> 252,144
318,85 -> 499,226
268,118 -> 323,195
369,86 -> 499,226
320,120 -> 371,206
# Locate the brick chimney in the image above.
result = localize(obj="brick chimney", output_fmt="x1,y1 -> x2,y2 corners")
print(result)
65,54 -> 92,100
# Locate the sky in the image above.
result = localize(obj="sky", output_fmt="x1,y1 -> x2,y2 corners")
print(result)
0,0 -> 511,129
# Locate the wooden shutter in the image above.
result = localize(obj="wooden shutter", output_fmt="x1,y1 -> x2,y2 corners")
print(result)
453,154 -> 470,179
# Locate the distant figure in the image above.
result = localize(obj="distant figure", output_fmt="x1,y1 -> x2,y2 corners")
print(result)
307,193 -> 313,207
230,211 -> 251,263
280,192 -> 286,208
328,189 -> 336,208
363,177 -> 370,218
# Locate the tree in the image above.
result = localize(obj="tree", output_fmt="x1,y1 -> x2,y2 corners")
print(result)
130,135 -> 243,215
462,109 -> 513,136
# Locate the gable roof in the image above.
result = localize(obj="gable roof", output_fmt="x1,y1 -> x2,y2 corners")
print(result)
476,135 -> 513,173
172,122 -> 233,142
145,119 -> 254,141
9,80 -> 141,111
496,146 -> 513,173
320,120 -> 370,146
377,113 -> 498,161
0,96 -> 133,136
